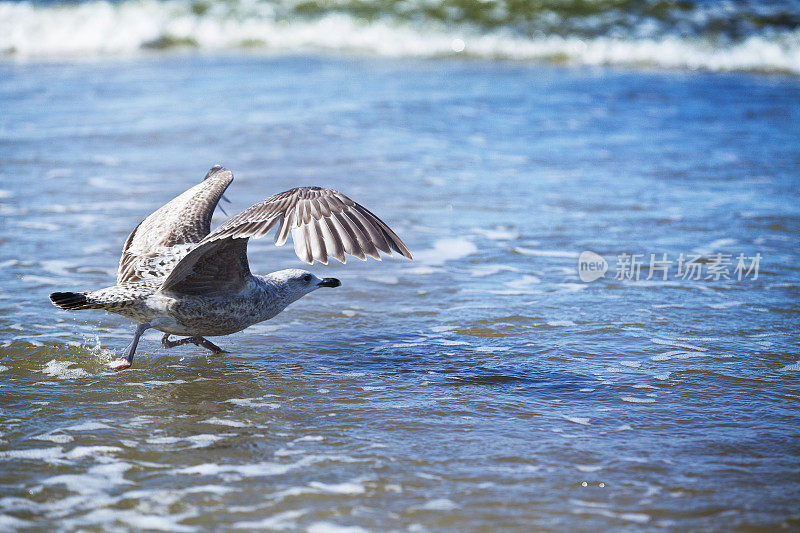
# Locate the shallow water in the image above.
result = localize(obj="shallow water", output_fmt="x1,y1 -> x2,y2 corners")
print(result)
1,55 -> 799,531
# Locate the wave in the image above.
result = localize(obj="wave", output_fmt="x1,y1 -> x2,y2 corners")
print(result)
1,0 -> 799,73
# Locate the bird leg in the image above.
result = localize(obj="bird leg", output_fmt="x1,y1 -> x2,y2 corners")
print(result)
161,334 -> 195,349
108,322 -> 151,371
162,334 -> 226,354
192,337 -> 226,354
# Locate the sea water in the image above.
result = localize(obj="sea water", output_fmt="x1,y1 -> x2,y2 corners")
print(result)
0,10 -> 799,532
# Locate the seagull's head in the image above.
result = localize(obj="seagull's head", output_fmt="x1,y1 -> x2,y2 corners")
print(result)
264,268 -> 341,303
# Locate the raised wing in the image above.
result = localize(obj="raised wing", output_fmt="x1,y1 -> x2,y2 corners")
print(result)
160,186 -> 412,295
117,166 -> 233,284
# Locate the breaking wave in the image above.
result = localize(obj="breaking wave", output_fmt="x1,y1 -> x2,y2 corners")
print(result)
1,0 -> 799,72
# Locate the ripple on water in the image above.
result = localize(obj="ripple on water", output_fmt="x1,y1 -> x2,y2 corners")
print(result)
1,54 -> 798,532
232,510 -> 307,530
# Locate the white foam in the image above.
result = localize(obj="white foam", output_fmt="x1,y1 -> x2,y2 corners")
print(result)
32,432 -> 74,444
4,2 -> 794,72
64,421 -> 112,431
547,320 -> 576,327
147,434 -> 223,448
65,446 -> 122,459
0,447 -> 64,462
294,435 -> 325,442
177,456 -> 320,477
707,301 -> 743,309
557,283 -> 589,292
562,416 -> 590,426
147,436 -> 183,445
225,397 -> 281,409
43,462 -> 132,495
186,434 -> 223,448
621,396 -> 656,404
419,498 -> 459,511
651,350 -> 709,362
779,361 -> 800,371
692,238 -> 738,255
405,266 -> 441,275
39,260 -> 75,277
367,275 -> 399,285
505,275 -> 541,290
619,513 -> 651,524
514,248 -> 579,258
0,514 -> 34,529
233,510 -> 306,530
473,227 -> 518,241
372,342 -> 427,351
136,379 -> 188,386
201,417 -> 248,427
439,339 -> 470,346
42,360 -> 89,379
469,265 -> 518,277
415,238 -> 477,265
307,480 -> 366,495
651,338 -> 707,352
307,523 -> 370,533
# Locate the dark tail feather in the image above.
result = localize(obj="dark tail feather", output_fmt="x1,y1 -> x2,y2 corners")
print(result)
49,292 -> 103,311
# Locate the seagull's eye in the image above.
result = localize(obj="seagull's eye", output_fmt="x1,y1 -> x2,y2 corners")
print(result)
303,274 -> 312,283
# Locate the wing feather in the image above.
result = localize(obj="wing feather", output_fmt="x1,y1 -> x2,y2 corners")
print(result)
207,186 -> 410,264
350,204 -> 391,254
309,219 -> 328,264
275,209 -> 294,246
117,165 -> 233,284
318,217 -> 345,263
341,210 -> 381,260
333,212 -> 368,260
160,185 -> 412,295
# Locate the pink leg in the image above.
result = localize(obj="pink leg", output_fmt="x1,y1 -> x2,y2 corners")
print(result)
108,322 -> 151,371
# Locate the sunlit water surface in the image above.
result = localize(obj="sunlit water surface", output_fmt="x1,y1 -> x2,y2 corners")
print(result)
1,55 -> 799,531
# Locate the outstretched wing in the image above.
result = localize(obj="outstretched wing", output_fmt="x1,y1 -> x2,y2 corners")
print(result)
160,186 -> 412,295
117,166 -> 233,284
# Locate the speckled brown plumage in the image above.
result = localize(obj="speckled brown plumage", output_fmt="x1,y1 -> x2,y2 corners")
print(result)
49,164 -> 412,370
117,165 -> 233,284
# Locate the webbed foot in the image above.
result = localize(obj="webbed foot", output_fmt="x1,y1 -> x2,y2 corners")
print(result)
107,359 -> 132,371
193,337 -> 226,354
162,334 -> 192,349
161,334 -> 226,354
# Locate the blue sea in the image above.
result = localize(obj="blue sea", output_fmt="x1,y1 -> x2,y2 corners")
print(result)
1,1 -> 799,531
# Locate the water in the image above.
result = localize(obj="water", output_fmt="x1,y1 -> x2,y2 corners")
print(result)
1,54 -> 800,530
2,0 -> 800,72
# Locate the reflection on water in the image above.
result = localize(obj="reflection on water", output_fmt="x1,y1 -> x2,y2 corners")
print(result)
0,55 -> 799,530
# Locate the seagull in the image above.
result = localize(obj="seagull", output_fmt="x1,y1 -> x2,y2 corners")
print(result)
50,165 -> 412,370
